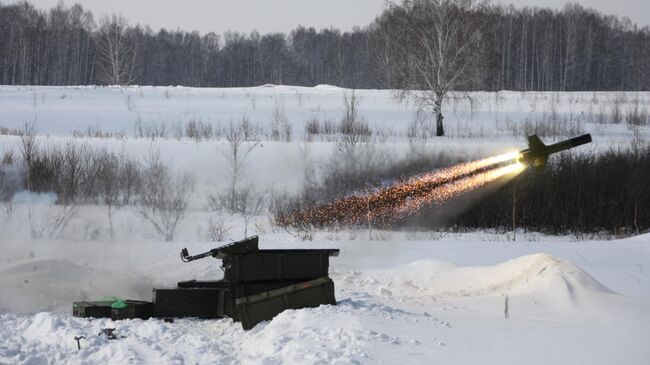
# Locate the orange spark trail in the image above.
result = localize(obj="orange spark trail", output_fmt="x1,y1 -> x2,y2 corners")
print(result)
390,162 -> 525,220
278,152 -> 522,228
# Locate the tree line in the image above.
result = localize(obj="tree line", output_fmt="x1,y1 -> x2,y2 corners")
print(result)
1,0 -> 649,91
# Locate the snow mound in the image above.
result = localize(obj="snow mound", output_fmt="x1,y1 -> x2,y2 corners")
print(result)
343,254 -> 614,308
237,306 -> 370,363
438,253 -> 612,297
0,259 -> 148,313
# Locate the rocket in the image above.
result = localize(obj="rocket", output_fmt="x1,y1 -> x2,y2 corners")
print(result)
518,133 -> 592,170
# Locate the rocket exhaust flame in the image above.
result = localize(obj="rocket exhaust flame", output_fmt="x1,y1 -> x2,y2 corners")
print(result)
280,152 -> 524,228
391,162 -> 524,218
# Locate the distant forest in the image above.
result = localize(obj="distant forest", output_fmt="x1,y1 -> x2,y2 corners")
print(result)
1,0 -> 649,90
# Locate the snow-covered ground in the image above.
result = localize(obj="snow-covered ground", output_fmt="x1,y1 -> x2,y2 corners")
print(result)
1,85 -> 649,364
1,235 -> 649,364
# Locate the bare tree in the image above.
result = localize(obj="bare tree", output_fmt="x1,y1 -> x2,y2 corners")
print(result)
0,151 -> 22,222
338,91 -> 371,141
207,119 -> 265,236
561,4 -> 583,91
199,214 -> 232,242
135,148 -> 194,241
19,121 -> 38,191
96,15 -> 138,85
232,185 -> 266,237
316,92 -> 378,199
213,119 -> 260,212
270,99 -> 292,142
96,151 -> 120,238
16,121 -> 52,238
385,0 -> 486,136
14,191 -> 78,240
46,204 -> 78,239
119,152 -> 141,205
60,142 -> 90,204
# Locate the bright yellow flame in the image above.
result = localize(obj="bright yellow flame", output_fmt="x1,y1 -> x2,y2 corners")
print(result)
498,161 -> 525,175
403,150 -> 520,190
478,150 -> 520,166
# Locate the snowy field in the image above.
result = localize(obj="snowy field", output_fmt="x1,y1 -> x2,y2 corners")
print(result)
1,85 -> 649,364
2,235 -> 649,364
1,84 -> 648,143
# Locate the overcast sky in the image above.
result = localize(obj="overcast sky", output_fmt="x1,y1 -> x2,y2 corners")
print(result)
13,0 -> 650,34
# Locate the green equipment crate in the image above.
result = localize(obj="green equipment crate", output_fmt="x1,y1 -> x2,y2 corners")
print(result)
73,301 -> 114,318
177,279 -> 303,296
222,249 -> 339,282
176,280 -> 225,288
153,288 -> 228,319
110,300 -> 154,320
73,300 -> 153,320
176,279 -> 305,319
235,276 -> 336,330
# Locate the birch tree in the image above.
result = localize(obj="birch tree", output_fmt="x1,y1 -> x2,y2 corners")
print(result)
384,0 -> 487,136
135,148 -> 194,241
96,15 -> 138,85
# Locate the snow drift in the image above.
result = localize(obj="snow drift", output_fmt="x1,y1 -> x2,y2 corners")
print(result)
339,253 -> 618,316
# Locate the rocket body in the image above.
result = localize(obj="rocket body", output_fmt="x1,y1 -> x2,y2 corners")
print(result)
517,134 -> 592,170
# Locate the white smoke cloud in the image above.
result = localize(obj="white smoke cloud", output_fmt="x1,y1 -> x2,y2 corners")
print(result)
2,191 -> 76,240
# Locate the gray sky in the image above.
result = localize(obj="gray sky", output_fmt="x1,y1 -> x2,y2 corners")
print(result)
13,0 -> 650,34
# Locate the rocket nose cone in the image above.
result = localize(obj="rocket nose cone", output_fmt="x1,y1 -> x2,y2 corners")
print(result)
570,133 -> 592,147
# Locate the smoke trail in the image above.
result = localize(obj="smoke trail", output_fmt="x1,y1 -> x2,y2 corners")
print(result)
280,152 -> 523,228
